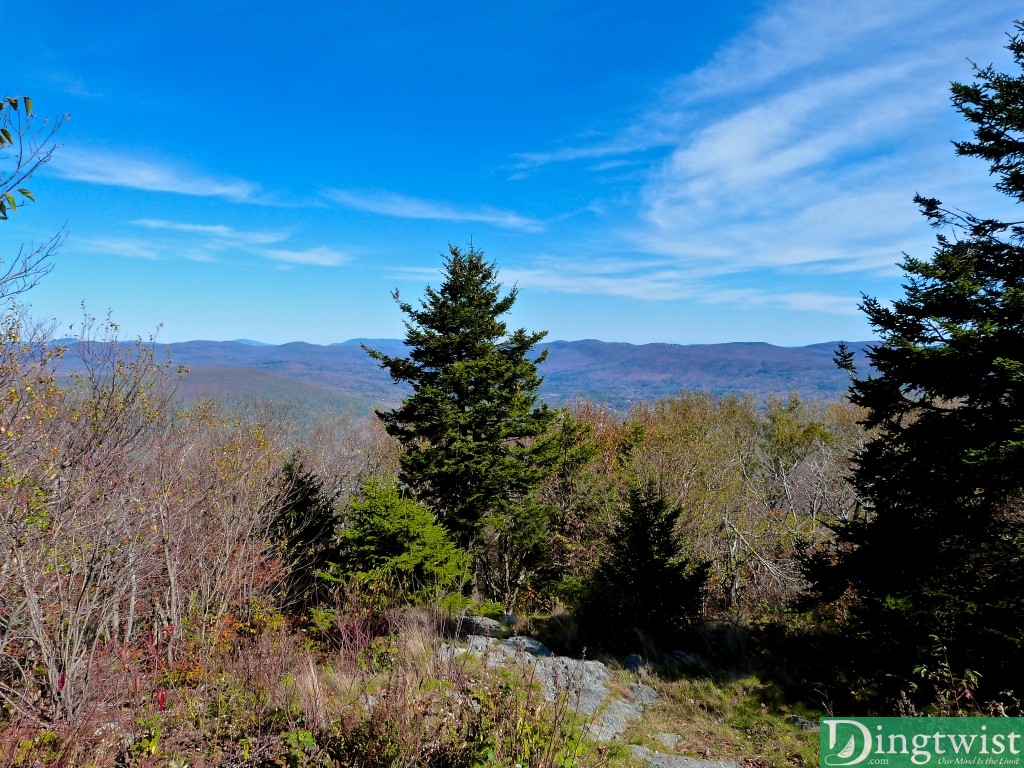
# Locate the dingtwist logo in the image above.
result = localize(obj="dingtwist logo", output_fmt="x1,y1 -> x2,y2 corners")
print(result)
823,719 -> 874,766
818,717 -> 1024,768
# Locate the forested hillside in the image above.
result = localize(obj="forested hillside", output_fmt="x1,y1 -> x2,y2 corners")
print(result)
128,337 -> 874,414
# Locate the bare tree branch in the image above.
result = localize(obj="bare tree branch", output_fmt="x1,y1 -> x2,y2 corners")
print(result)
0,95 -> 66,305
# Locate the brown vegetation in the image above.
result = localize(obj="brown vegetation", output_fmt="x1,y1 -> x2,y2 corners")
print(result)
0,310 -> 859,764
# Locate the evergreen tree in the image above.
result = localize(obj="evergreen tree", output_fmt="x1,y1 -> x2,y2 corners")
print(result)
579,481 -> 709,654
337,478 -> 471,604
365,245 -> 557,557
271,457 -> 340,611
802,24 -> 1024,707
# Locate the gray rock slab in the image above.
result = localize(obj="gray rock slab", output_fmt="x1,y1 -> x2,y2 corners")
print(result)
656,733 -> 682,750
586,698 -> 643,741
500,636 -> 553,657
629,745 -> 742,768
439,634 -> 489,661
630,682 -> 660,707
435,634 -> 662,743
533,656 -> 612,715
466,634 -> 493,653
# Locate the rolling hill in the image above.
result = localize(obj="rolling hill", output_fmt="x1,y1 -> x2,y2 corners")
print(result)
127,338 -> 873,414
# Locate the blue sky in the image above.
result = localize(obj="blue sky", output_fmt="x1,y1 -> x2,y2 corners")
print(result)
3,0 -> 1022,345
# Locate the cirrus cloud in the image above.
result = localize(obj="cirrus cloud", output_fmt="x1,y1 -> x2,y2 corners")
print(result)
324,188 -> 545,232
84,218 -> 351,268
52,147 -> 261,202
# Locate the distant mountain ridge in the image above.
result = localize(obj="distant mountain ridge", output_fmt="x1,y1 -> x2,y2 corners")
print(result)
135,338 -> 872,414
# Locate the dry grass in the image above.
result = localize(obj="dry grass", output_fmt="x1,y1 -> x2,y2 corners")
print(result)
619,671 -> 820,768
0,600 -> 820,768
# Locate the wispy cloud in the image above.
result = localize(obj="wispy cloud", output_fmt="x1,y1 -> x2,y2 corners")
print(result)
512,0 -> 1021,304
52,148 -> 261,202
507,262 -> 698,301
77,236 -> 162,261
512,111 -> 689,170
132,219 -> 288,247
83,219 -> 350,268
503,257 -> 859,314
518,0 -> 1011,172
255,245 -> 350,267
674,0 -> 1020,106
674,0 -> 940,102
700,288 -> 861,315
629,4 -> 1015,280
324,188 -> 544,232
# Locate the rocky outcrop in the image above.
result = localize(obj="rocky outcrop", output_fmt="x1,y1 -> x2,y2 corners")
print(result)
441,634 -> 753,768
629,745 -> 742,768
443,635 -> 658,741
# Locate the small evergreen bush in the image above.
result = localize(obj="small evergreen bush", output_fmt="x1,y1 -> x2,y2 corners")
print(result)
271,456 -> 341,611
336,477 -> 471,604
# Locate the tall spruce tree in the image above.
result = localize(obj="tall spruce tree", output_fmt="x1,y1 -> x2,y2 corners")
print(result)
364,245 -> 556,559
802,23 -> 1024,707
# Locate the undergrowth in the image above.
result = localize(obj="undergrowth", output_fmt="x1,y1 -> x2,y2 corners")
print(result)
0,597 -> 825,768
0,602 -> 593,768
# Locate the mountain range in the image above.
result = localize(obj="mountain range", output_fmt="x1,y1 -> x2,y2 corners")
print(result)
118,338 -> 873,415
